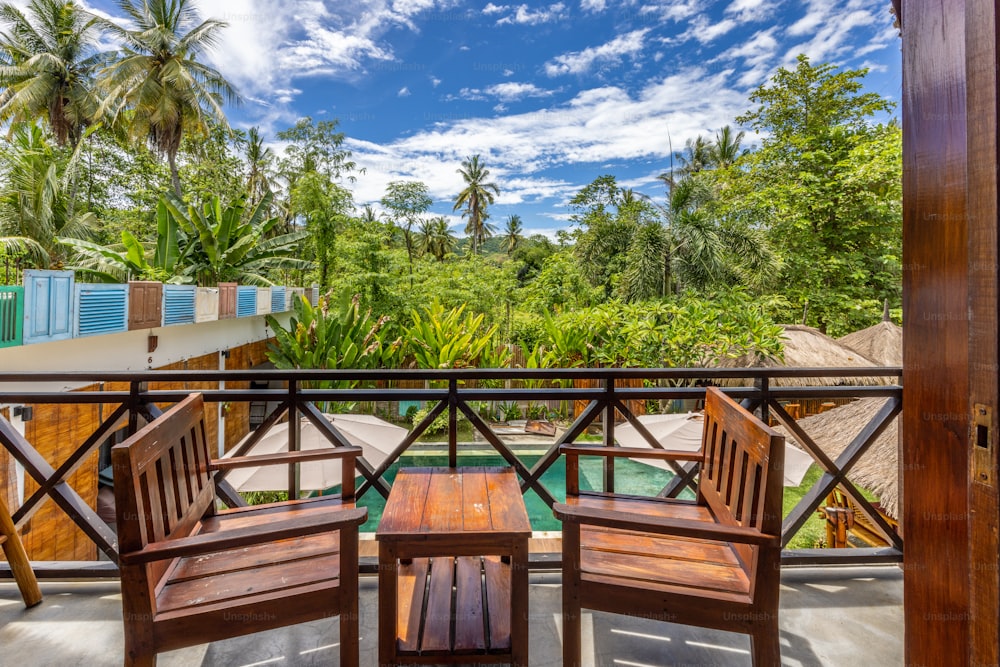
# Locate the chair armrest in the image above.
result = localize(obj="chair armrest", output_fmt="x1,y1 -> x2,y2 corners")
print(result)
553,502 -> 779,546
119,506 -> 368,565
560,444 -> 703,462
210,445 -> 363,471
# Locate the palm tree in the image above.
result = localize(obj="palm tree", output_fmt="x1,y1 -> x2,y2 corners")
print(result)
243,126 -> 275,208
675,135 -> 713,176
453,154 -> 499,255
501,214 -> 522,255
712,125 -> 745,169
96,0 -> 239,197
0,121 -> 96,265
418,216 -> 455,262
0,0 -> 103,148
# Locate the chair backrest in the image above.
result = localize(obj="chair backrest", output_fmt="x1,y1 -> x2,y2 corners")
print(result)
699,387 -> 785,575
112,394 -> 215,583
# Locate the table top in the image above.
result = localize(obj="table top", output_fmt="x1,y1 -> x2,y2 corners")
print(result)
376,466 -> 532,541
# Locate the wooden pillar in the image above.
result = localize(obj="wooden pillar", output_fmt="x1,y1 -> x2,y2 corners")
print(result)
966,0 -> 1000,663
901,2 -> 971,665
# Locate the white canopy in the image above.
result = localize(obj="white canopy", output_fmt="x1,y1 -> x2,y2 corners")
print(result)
221,413 -> 407,491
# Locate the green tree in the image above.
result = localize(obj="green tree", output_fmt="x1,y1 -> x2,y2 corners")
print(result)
381,180 -> 432,283
731,55 -> 900,334
501,214 -> 522,255
0,121 -> 95,265
453,154 -> 499,255
97,0 -> 239,197
277,116 -> 357,186
0,0 -> 103,148
289,172 -> 353,288
711,125 -> 745,169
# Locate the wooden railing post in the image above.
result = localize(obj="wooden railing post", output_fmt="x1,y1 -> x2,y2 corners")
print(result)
288,378 -> 299,498
603,377 -> 615,493
448,378 -> 458,468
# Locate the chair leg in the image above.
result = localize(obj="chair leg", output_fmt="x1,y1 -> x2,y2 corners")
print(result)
750,624 -> 781,666
562,524 -> 582,667
340,526 -> 360,666
123,642 -> 156,667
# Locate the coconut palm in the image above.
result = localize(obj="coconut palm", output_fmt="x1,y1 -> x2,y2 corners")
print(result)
243,126 -> 275,208
418,216 -> 456,262
0,0 -> 103,148
453,154 -> 499,255
96,0 -> 239,197
712,125 -> 746,169
0,121 -> 96,266
675,135 -> 713,176
501,214 -> 522,255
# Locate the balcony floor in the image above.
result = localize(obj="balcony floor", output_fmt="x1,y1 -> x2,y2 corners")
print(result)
0,565 -> 901,666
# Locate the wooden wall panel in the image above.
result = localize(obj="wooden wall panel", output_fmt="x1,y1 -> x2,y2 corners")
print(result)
902,2 -> 972,663
19,402 -> 100,561
0,407 -> 15,517
223,340 -> 272,451
966,0 -> 1000,662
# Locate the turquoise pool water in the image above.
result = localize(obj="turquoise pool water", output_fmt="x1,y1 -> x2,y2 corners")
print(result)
344,448 -> 694,533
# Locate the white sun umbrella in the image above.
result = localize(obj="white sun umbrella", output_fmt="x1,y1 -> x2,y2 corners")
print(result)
221,414 -> 408,491
616,412 -> 814,487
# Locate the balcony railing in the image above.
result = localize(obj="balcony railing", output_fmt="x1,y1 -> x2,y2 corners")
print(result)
0,367 -> 902,578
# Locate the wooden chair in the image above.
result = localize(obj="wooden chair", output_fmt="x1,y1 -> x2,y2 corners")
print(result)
555,386 -> 785,666
0,495 -> 42,608
821,487 -> 898,548
112,393 -> 367,667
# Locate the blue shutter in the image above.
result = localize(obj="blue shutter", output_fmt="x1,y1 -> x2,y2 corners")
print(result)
162,284 -> 196,326
236,286 -> 257,317
74,284 -> 128,337
271,286 -> 286,313
0,286 -> 24,348
23,269 -> 74,344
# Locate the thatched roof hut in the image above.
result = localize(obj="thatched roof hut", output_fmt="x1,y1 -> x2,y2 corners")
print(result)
717,324 -> 891,386
776,397 -> 899,519
838,320 -> 903,367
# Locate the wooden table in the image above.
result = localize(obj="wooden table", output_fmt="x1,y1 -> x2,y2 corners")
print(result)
376,467 -> 531,666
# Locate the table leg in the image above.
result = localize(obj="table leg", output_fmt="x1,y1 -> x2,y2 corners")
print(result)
511,538 -> 529,667
378,543 -> 398,667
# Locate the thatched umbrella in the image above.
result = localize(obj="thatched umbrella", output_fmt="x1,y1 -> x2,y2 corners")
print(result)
838,321 -> 902,367
776,397 -> 899,519
717,324 -> 891,386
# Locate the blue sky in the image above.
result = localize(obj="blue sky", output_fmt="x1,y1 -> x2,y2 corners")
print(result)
80,0 -> 901,237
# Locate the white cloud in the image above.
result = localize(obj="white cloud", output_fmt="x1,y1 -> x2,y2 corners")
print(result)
639,0 -> 705,22
398,87 -> 411,97
725,0 -> 777,23
430,76 -> 442,87
684,15 -> 738,44
485,82 -> 555,101
580,0 -> 606,11
345,65 -> 746,207
494,3 -> 568,26
483,3 -> 508,14
785,8 -> 877,64
545,28 -> 650,76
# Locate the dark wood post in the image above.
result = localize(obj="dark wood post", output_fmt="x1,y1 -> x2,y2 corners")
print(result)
902,1 -> 976,663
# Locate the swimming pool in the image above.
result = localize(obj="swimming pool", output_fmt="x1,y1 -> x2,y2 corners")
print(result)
346,446 -> 695,533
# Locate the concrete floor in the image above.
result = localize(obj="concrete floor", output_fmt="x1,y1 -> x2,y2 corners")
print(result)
0,566 -> 902,666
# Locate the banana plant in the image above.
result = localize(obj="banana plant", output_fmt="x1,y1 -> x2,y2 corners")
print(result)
163,191 -> 312,286
404,300 -> 498,370
59,199 -> 194,282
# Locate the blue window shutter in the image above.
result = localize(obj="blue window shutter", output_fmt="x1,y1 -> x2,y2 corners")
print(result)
74,284 -> 129,337
162,285 -> 196,325
271,286 -> 286,313
23,269 -> 75,344
236,286 -> 257,317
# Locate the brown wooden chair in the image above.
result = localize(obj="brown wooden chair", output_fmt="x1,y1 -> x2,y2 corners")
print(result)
555,386 -> 785,666
112,393 -> 367,667
0,494 -> 42,608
